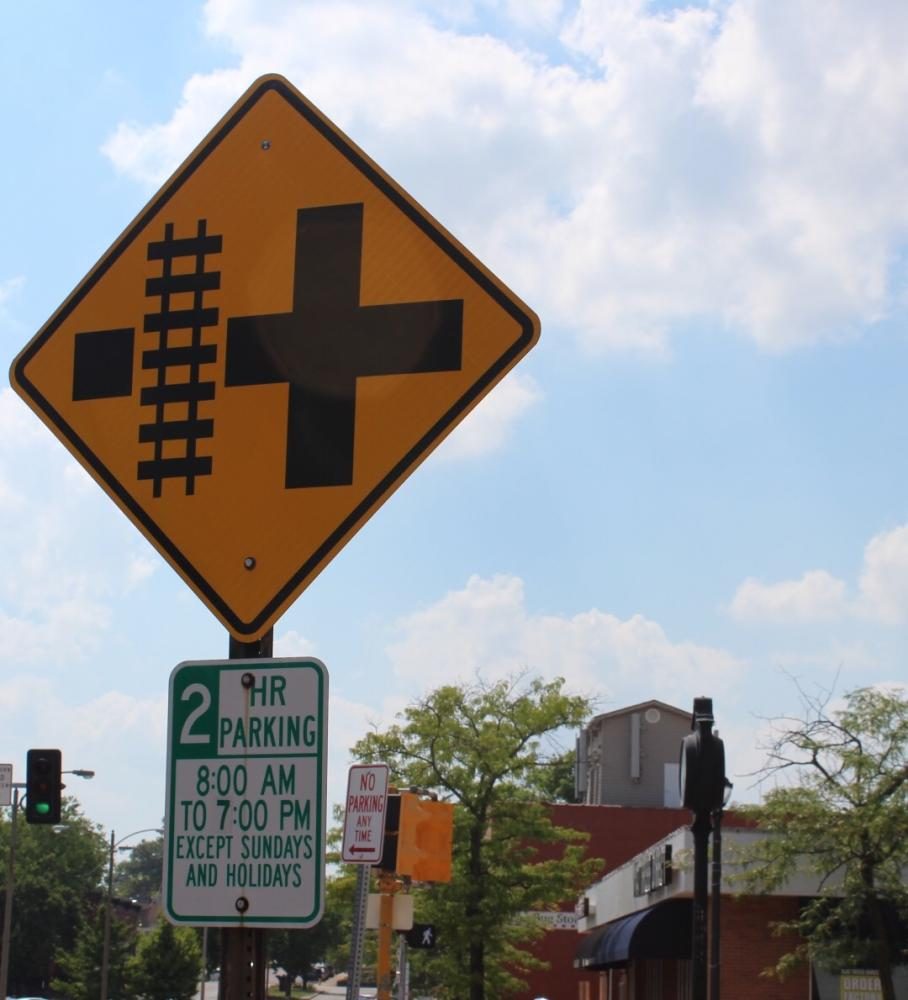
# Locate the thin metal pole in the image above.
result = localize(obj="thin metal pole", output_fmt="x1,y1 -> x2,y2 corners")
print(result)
0,787 -> 20,999
398,934 -> 408,1000
100,828 -> 115,1000
376,875 -> 395,1000
346,863 -> 370,1000
709,808 -> 723,1000
219,629 -> 273,1000
201,925 -> 209,1000
690,810 -> 711,1000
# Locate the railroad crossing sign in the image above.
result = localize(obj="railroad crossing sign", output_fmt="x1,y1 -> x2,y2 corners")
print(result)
9,74 -> 540,639
342,763 -> 389,864
163,657 -> 328,927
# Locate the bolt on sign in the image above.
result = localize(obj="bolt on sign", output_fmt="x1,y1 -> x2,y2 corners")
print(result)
163,657 -> 328,927
8,73 -> 541,640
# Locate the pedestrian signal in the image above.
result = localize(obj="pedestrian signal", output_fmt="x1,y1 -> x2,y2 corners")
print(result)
405,923 -> 437,949
395,793 -> 454,883
25,748 -> 62,825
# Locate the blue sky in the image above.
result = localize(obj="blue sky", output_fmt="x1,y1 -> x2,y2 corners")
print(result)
3,0 -> 908,839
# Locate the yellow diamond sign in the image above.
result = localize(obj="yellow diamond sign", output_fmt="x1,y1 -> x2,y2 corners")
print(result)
9,75 -> 540,639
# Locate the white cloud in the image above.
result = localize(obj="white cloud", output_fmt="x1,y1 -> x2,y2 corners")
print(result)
274,628 -> 319,657
435,372 -> 543,460
856,523 -> 908,624
96,0 -> 908,355
0,599 -> 112,664
124,553 -> 160,592
729,570 -> 847,623
728,522 -> 908,626
386,573 -> 744,706
0,275 -> 24,307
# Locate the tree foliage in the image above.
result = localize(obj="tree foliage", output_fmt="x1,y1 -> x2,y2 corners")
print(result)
269,908 -> 343,993
737,685 -> 908,1000
128,917 -> 202,1000
352,675 -> 602,1000
0,797 -> 107,995
114,835 -> 163,903
51,906 -> 136,1000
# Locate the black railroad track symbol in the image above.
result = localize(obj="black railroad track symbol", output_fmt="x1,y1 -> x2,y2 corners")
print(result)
71,219 -> 223,497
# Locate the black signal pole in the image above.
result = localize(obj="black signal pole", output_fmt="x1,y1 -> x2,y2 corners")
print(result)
219,629 -> 273,1000
690,808 -> 711,1000
679,697 -> 726,1000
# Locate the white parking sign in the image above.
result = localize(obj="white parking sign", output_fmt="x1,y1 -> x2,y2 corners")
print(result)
163,658 -> 328,927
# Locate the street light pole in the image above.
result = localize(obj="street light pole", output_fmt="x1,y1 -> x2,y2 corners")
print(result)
1,767 -> 94,999
100,826 -> 163,1000
0,785 -> 22,1000
100,829 -> 115,1000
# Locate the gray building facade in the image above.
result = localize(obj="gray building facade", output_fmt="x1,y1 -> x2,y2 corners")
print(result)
575,699 -> 690,808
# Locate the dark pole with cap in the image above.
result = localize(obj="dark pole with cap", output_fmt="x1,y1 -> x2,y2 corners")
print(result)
679,697 -> 726,1000
219,629 -> 273,1000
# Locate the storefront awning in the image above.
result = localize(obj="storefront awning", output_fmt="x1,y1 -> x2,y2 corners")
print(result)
575,899 -> 692,970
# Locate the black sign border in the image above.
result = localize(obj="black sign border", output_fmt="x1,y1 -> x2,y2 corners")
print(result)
10,75 -> 539,638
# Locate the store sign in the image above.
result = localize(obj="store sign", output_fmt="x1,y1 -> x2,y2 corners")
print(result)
0,764 -> 11,807
525,911 -> 577,931
633,844 -> 672,897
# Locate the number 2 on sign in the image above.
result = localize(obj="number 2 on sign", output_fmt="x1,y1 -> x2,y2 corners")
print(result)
180,684 -> 212,744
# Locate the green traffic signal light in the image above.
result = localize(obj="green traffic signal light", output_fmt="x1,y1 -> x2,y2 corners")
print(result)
25,748 -> 62,824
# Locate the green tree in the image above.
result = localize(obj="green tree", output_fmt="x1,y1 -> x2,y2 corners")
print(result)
0,797 -> 107,995
352,675 -> 602,1000
114,835 -> 163,902
128,916 -> 202,1000
532,748 -> 581,803
269,908 -> 343,994
51,906 -> 136,1000
737,685 -> 908,1000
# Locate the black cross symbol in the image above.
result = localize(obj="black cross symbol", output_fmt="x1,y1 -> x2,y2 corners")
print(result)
225,203 -> 464,488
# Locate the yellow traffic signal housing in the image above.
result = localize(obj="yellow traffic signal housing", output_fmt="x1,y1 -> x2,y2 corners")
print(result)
395,793 -> 454,883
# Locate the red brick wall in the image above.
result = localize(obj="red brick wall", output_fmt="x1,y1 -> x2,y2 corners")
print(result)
517,805 -> 690,1000
719,895 -> 809,1000
514,806 -> 798,1000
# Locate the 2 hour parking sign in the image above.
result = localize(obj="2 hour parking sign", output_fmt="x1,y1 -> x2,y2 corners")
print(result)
163,657 -> 328,927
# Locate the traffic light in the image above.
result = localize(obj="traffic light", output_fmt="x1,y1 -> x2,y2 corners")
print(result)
405,923 -> 437,949
26,748 -> 62,824
395,792 -> 454,883
679,698 -> 726,814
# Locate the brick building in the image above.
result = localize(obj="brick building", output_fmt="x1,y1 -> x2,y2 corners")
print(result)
574,823 -> 908,999
509,699 -> 907,999
512,700 -> 693,1000
573,822 -> 810,1000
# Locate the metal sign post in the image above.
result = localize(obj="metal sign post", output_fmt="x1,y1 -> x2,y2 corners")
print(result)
220,630 -> 271,1000
345,863 -> 370,1000
162,634 -> 327,1000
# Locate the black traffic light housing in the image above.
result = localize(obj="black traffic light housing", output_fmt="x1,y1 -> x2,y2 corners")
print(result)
26,748 -> 62,824
679,698 -> 726,814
